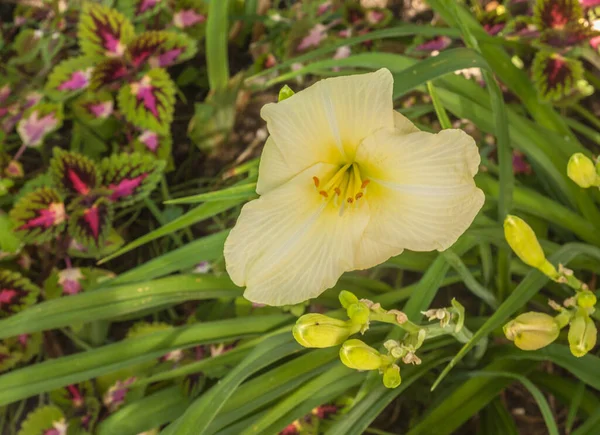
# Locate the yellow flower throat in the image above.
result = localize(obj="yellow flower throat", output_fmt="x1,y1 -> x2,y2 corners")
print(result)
312,163 -> 370,208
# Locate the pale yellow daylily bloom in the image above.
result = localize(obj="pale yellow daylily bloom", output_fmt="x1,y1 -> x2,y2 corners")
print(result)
224,69 -> 484,305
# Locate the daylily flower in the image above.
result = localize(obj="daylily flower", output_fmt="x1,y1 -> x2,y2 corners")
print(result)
224,69 -> 484,306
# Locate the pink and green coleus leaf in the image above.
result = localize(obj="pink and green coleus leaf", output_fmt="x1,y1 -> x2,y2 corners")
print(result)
49,148 -> 101,197
133,130 -> 173,165
45,57 -> 95,101
68,229 -> 124,259
117,68 -> 175,134
173,0 -> 207,31
5,332 -> 42,364
0,344 -> 21,372
0,269 -> 40,318
17,103 -> 63,148
9,187 -> 67,244
78,3 -> 134,59
532,50 -> 584,101
68,195 -> 114,250
100,151 -> 166,208
16,406 -> 67,435
118,0 -> 164,21
72,91 -> 114,125
126,31 -> 197,68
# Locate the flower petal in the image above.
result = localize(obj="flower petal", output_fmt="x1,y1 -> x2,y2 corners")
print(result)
393,110 -> 419,135
258,69 -> 394,192
356,128 -> 484,252
225,163 -> 370,305
256,136 -> 293,195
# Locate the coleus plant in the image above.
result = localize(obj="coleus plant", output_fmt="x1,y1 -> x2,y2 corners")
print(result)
9,148 -> 165,255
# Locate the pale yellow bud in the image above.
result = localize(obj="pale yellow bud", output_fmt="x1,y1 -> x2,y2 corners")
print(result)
567,153 -> 599,188
293,314 -> 359,348
339,339 -> 383,371
568,309 -> 597,357
383,364 -> 401,388
503,312 -> 560,351
504,215 -> 557,277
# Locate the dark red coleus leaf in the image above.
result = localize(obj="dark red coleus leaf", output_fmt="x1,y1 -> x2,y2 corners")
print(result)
0,269 -> 40,318
9,187 -> 67,244
534,0 -> 583,30
100,152 -> 166,208
49,148 -> 100,197
90,58 -> 130,90
126,31 -> 197,69
532,50 -> 584,101
78,3 -> 134,59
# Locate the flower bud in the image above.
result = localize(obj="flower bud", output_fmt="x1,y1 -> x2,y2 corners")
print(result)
568,309 -> 597,357
292,314 -> 359,348
278,85 -> 295,102
576,290 -> 597,309
567,153 -> 598,188
383,364 -> 401,388
504,215 -> 557,277
503,312 -> 560,351
347,303 -> 370,325
339,339 -> 383,371
339,290 -> 359,308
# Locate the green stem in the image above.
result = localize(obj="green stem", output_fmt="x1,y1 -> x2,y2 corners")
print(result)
370,311 -> 422,334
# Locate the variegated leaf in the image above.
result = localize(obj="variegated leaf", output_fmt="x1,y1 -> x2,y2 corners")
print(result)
49,148 -> 101,197
532,51 -> 584,101
9,187 -> 67,244
117,68 -> 175,134
118,0 -> 164,21
17,103 -> 63,148
127,31 -> 197,68
78,3 -> 135,59
173,0 -> 207,33
100,152 -> 166,208
534,0 -> 583,30
72,91 -> 114,125
133,130 -> 173,165
0,344 -> 21,373
90,58 -> 130,90
5,332 -> 42,363
539,23 -> 599,47
0,269 -> 40,318
16,406 -> 66,435
68,229 -> 124,259
45,57 -> 95,101
68,195 -> 114,250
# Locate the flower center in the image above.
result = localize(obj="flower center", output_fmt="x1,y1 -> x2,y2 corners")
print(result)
312,163 -> 370,213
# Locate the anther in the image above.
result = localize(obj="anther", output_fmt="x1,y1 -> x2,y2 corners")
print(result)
319,190 -> 328,198
347,198 -> 354,204
334,187 -> 341,196
313,176 -> 320,188
355,192 -> 363,200
361,180 -> 370,189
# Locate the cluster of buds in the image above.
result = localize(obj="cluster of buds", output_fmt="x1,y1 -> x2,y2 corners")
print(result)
503,215 -> 597,357
292,291 -> 471,388
567,153 -> 600,189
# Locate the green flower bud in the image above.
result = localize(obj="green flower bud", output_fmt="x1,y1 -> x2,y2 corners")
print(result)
383,364 -> 401,388
293,314 -> 359,348
339,290 -> 359,309
503,312 -> 560,351
504,215 -> 557,277
576,290 -> 597,309
339,339 -> 383,371
568,309 -> 597,358
347,303 -> 370,325
278,85 -> 295,102
567,153 -> 599,188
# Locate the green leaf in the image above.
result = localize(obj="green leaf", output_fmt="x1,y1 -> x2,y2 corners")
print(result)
17,405 -> 65,435
90,58 -> 130,90
49,147 -> 101,197
163,333 -> 301,435
9,187 -> 66,244
205,0 -> 230,92
117,0 -> 165,21
165,183 -> 257,205
44,56 -> 94,101
99,152 -> 165,208
0,274 -> 240,338
78,3 -> 135,59
0,213 -> 22,256
0,314 -> 290,406
127,31 -> 197,68
132,130 -> 172,165
118,68 -> 175,134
